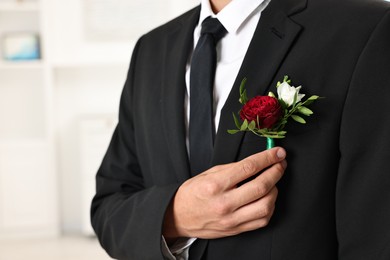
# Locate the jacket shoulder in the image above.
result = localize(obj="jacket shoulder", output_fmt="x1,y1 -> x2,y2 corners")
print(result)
312,0 -> 390,18
141,6 -> 200,41
296,0 -> 390,33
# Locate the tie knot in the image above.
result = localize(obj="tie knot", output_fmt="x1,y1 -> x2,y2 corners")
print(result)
201,17 -> 227,42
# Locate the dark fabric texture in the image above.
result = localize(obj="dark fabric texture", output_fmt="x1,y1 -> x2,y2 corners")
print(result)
91,0 -> 390,259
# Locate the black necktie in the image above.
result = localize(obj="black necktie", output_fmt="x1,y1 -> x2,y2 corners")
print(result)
189,17 -> 227,176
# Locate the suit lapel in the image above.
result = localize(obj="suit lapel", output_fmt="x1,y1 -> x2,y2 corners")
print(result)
213,0 -> 307,165
160,1 -> 307,259
161,7 -> 200,183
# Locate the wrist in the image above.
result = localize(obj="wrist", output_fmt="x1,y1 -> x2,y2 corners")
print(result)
163,195 -> 186,240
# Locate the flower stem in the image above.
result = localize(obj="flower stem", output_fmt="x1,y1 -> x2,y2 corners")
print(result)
266,137 -> 275,150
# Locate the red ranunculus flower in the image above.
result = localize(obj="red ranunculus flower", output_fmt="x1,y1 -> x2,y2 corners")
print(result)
240,96 -> 283,129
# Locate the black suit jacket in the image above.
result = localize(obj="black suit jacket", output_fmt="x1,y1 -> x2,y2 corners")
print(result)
91,0 -> 390,259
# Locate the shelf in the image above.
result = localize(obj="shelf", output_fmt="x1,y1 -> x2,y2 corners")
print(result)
0,1 -> 39,12
0,60 -> 43,70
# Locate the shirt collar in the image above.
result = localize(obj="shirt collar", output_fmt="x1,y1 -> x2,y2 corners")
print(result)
199,0 -> 267,34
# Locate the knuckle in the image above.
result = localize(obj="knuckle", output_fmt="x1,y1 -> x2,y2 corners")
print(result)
258,212 -> 274,228
255,185 -> 267,198
241,159 -> 256,175
259,203 -> 274,218
214,198 -> 232,216
202,180 -> 221,196
265,150 -> 274,165
273,186 -> 279,197
256,180 -> 271,197
273,162 -> 285,175
258,217 -> 271,228
219,216 -> 238,230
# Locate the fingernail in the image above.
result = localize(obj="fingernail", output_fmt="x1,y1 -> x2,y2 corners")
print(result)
281,160 -> 288,169
277,148 -> 286,159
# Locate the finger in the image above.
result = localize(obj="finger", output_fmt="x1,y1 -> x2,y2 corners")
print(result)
220,187 -> 278,234
233,186 -> 278,221
225,147 -> 286,186
231,206 -> 275,234
207,162 -> 235,174
230,160 -> 286,207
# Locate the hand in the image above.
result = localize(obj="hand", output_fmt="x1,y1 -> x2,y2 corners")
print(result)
163,147 -> 287,240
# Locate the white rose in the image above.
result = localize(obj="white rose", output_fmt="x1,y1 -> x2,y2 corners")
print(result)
277,81 -> 305,107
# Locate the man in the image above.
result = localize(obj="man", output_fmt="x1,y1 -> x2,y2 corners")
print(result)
91,0 -> 390,259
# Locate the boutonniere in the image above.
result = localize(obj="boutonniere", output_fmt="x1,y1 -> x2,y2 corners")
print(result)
228,76 -> 322,149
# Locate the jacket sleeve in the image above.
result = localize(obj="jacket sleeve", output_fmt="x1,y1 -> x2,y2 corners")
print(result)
337,9 -> 390,259
90,37 -> 180,260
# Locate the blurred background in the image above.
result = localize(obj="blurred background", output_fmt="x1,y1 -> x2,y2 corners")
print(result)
1,0 -> 390,259
0,0 -> 197,259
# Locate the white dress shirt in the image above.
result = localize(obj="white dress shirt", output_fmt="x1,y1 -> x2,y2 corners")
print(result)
163,0 -> 271,259
185,0 -> 271,134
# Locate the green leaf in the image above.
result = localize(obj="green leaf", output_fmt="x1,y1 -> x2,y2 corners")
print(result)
232,113 -> 241,129
291,115 -> 306,124
248,120 -> 256,131
239,78 -> 248,104
304,95 -> 320,106
278,131 -> 288,136
308,95 -> 320,100
227,129 -> 240,134
239,78 -> 247,95
241,119 -> 249,131
239,90 -> 248,104
297,106 -> 313,116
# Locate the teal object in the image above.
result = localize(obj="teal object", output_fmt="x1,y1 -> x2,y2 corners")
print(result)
266,137 -> 275,150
